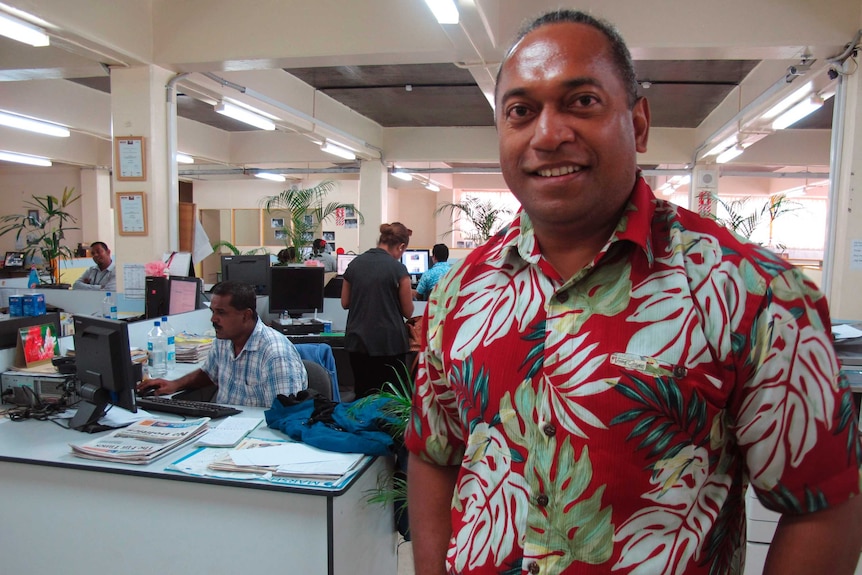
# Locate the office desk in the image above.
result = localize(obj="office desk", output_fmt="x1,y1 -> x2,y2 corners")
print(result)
0,408 -> 397,575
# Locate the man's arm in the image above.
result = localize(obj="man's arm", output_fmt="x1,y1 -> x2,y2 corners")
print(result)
408,455 -> 459,575
764,495 -> 862,574
136,368 -> 214,395
72,268 -> 96,290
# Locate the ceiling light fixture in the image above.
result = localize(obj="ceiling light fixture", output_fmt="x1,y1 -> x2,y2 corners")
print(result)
762,82 -> 813,120
425,181 -> 440,192
214,101 -> 276,131
716,144 -> 746,164
423,0 -> 459,24
771,96 -> 824,130
175,152 -> 194,164
320,140 -> 356,160
704,134 -> 738,158
392,169 -> 412,181
0,110 -> 69,137
0,12 -> 49,47
0,150 -> 52,166
255,172 -> 286,182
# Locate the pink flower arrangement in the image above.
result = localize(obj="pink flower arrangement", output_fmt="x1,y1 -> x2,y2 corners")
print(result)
145,260 -> 169,277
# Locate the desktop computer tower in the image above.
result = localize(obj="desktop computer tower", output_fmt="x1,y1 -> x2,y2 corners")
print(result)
145,276 -> 169,319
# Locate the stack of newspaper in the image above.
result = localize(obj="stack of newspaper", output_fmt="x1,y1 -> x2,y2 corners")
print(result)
175,334 -> 214,363
70,417 -> 211,464
207,438 -> 365,480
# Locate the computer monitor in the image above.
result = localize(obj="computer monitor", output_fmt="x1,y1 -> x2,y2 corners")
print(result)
401,249 -> 430,275
269,266 -> 325,319
4,251 -> 24,270
168,276 -> 203,315
70,315 -> 138,430
336,253 -> 358,276
221,255 -> 271,295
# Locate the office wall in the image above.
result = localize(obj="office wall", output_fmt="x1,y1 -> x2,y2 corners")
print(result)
0,165 -> 84,255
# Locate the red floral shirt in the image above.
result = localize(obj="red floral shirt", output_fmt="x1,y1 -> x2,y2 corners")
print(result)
405,178 -> 861,575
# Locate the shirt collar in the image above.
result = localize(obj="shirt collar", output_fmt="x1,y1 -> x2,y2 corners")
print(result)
487,176 -> 657,271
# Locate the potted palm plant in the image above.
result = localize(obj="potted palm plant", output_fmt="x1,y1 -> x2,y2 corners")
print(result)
0,187 -> 81,286
261,180 -> 363,263
434,196 -> 512,245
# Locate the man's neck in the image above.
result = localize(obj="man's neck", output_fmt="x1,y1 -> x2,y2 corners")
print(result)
231,322 -> 256,355
533,220 -> 617,280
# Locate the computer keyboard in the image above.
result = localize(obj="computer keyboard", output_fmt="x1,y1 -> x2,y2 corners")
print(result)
135,396 -> 242,419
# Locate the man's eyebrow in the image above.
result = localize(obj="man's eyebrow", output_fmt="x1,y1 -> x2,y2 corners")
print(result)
498,76 -> 602,104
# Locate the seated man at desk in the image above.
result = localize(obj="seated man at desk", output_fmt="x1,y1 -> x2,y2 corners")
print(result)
137,281 -> 307,406
412,243 -> 451,301
72,241 -> 116,291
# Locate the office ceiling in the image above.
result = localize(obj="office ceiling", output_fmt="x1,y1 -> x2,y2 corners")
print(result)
0,0 -> 855,186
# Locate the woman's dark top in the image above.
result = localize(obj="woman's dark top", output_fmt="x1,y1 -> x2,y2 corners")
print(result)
343,247 -> 410,356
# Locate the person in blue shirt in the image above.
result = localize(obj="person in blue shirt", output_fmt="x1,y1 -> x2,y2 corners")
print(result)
413,243 -> 452,300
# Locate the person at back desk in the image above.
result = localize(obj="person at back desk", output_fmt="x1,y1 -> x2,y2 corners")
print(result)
137,281 -> 307,406
72,241 -> 116,291
412,243 -> 451,301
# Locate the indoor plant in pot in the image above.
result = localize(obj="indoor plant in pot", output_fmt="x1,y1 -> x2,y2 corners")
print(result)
0,187 -> 81,286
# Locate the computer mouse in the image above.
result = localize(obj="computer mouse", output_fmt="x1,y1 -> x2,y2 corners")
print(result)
137,386 -> 158,398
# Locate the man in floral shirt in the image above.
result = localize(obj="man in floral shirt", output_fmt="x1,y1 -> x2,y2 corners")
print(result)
405,9 -> 862,575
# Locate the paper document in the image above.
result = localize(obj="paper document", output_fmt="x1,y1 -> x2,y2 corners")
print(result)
833,324 -> 862,340
197,416 -> 263,447
228,442 -> 364,478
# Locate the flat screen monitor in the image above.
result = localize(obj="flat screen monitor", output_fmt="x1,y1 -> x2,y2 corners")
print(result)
70,315 -> 138,430
269,266 -> 325,318
336,253 -> 358,276
168,276 -> 203,315
401,249 -> 430,275
4,251 -> 24,269
221,255 -> 271,295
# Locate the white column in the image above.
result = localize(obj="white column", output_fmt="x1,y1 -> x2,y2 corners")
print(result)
110,65 -> 174,291
358,160 -> 387,251
79,168 -> 113,245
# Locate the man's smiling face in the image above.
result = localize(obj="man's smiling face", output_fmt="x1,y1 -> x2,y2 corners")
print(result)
495,21 -> 649,238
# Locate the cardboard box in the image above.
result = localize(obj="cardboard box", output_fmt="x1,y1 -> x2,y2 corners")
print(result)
23,293 -> 46,317
8,295 -> 22,317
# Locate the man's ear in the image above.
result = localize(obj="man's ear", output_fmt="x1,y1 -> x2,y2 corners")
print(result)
632,96 -> 650,153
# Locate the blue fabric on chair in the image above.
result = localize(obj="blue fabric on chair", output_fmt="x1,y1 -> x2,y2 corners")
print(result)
293,342 -> 340,401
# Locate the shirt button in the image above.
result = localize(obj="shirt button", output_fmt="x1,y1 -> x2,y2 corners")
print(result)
542,423 -> 556,437
536,494 -> 549,507
555,291 -> 569,304
673,365 -> 687,378
528,561 -> 541,574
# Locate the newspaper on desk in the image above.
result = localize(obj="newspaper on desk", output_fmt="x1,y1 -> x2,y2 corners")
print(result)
167,436 -> 367,488
70,417 -> 210,464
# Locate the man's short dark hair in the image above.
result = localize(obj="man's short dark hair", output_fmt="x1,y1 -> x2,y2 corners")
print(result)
90,241 -> 109,252
312,238 -> 327,254
212,281 -> 257,316
432,243 -> 449,262
495,9 -> 639,109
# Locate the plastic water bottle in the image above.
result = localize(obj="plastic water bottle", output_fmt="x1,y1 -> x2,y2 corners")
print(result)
147,321 -> 168,378
102,291 -> 118,320
27,266 -> 40,289
160,316 -> 177,372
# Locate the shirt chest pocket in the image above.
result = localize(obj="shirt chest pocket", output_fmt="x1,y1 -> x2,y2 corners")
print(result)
605,352 -> 730,448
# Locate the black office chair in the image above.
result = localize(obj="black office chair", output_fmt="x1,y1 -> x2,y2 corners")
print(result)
302,359 -> 334,401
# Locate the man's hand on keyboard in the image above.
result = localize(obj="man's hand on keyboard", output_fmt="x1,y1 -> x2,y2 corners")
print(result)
136,377 -> 182,397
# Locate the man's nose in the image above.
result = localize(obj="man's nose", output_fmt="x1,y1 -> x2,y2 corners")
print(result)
530,108 -> 575,151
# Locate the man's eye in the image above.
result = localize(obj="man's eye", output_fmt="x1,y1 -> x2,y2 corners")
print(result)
506,105 -> 531,120
572,95 -> 598,107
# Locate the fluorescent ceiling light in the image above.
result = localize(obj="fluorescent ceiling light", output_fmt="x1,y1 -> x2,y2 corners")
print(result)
0,12 -> 49,47
320,140 -> 356,160
762,82 -> 812,120
716,145 -> 745,164
423,0 -> 459,24
0,110 -> 69,137
175,152 -> 194,164
255,172 -> 286,182
425,182 -> 440,192
771,96 -> 824,130
214,101 -> 276,131
392,170 -> 412,181
704,134 -> 738,158
0,151 -> 52,166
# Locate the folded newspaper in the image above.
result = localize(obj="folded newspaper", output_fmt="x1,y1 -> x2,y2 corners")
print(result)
70,417 -> 211,464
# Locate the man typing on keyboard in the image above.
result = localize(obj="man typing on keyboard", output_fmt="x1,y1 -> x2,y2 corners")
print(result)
136,281 -> 307,406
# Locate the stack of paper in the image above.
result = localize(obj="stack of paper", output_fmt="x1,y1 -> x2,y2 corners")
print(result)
197,416 -> 263,447
70,417 -> 211,464
175,334 -> 213,363
207,438 -> 365,480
